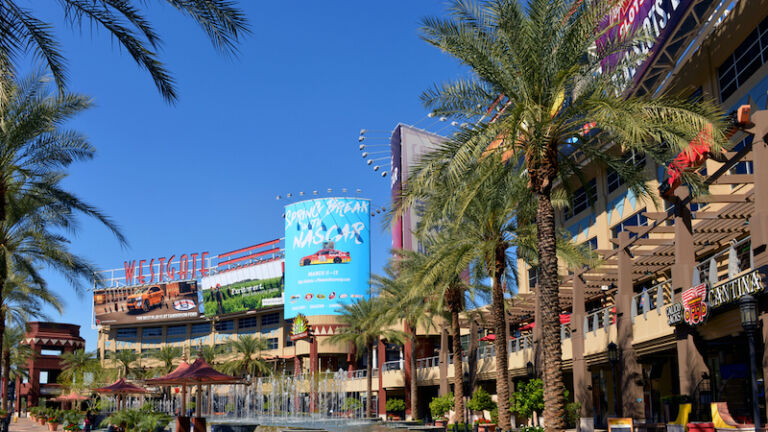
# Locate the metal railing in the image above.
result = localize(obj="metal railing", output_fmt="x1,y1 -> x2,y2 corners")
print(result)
478,343 -> 495,359
584,306 -> 615,334
695,236 -> 752,287
383,360 -> 402,371
561,323 -> 572,340
416,356 -> 439,369
349,368 -> 379,379
508,334 -> 533,353
631,279 -> 673,322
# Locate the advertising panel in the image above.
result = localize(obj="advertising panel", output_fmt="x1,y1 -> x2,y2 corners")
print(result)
284,197 -> 370,318
94,280 -> 200,325
200,259 -> 284,317
597,0 -> 694,88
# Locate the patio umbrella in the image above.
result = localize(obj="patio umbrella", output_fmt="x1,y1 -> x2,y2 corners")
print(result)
52,391 -> 89,402
93,378 -> 148,409
478,334 -> 495,342
145,360 -> 192,415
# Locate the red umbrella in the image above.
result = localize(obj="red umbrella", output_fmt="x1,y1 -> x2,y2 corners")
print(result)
479,334 -> 496,342
93,378 -> 148,410
517,314 -> 571,331
52,391 -> 89,402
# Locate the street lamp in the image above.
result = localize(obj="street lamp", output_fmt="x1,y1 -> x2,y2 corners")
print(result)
607,342 -> 621,417
526,361 -> 535,379
739,295 -> 761,432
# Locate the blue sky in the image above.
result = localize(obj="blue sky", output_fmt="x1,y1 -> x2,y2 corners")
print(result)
27,1 -> 465,349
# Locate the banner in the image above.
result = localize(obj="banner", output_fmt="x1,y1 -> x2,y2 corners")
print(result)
200,259 -> 284,317
284,197 -> 370,318
94,281 -> 200,325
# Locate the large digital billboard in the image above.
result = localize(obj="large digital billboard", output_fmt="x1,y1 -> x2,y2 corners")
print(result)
201,259 -> 284,317
284,197 -> 370,318
94,281 -> 201,325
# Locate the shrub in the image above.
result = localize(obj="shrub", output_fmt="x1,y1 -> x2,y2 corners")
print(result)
467,388 -> 496,412
342,398 -> 363,412
429,393 -> 454,419
510,379 -> 544,419
101,407 -> 171,432
386,398 -> 406,413
520,427 -> 545,432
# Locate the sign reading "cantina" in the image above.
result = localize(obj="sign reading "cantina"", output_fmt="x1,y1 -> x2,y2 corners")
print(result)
709,270 -> 764,308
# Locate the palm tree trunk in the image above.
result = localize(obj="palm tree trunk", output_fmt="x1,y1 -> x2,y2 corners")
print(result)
366,345 -> 374,418
492,245 -> 511,431
1,347 -> 8,411
409,333 -> 418,420
450,308 -> 465,425
537,190 -> 565,432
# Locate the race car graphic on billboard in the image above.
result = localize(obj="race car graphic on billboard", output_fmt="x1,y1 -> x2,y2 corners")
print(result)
299,242 -> 350,266
284,197 -> 371,318
93,281 -> 200,325
200,258 -> 284,317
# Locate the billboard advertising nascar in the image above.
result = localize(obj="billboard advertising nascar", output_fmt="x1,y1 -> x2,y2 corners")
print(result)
201,259 -> 284,317
94,281 -> 200,325
284,197 -> 370,318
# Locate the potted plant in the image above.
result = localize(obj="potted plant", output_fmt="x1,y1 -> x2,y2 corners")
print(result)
47,410 -> 62,431
429,393 -> 454,427
477,418 -> 496,432
39,408 -> 50,425
386,398 -> 406,421
468,388 -> 497,424
62,410 -> 83,431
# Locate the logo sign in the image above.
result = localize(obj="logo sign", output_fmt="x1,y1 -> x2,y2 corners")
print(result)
709,270 -> 764,309
666,302 -> 683,326
124,252 -> 210,285
290,314 -> 311,341
284,197 -> 371,318
173,299 -> 196,311
682,283 -> 708,326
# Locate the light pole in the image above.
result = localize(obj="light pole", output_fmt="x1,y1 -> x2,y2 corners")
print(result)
739,295 -> 761,432
607,342 -> 620,417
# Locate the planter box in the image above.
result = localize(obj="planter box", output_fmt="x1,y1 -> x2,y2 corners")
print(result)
48,422 -> 59,431
478,424 -> 497,432
435,420 -> 447,427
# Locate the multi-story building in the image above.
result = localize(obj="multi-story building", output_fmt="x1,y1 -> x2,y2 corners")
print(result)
17,322 -> 86,408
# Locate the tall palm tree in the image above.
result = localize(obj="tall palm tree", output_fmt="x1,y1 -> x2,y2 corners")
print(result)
199,345 -> 221,367
222,335 -> 270,378
59,349 -> 99,391
373,260 -> 437,421
0,1 -> 249,103
328,298 -> 406,418
1,326 -> 28,409
0,73 -> 126,406
110,350 -> 140,379
150,346 -> 183,376
414,1 -> 726,430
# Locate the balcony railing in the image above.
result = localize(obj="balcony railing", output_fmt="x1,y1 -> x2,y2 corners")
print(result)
416,356 -> 439,369
508,334 -> 533,353
478,344 -> 495,359
584,306 -> 615,334
695,237 -> 752,287
630,279 -> 673,322
383,360 -> 402,371
561,323 -> 572,340
349,368 -> 378,379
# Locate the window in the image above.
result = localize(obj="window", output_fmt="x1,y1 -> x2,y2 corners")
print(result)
40,349 -> 62,356
730,135 -> 754,176
585,237 -> 598,250
167,325 -> 187,336
239,317 -> 259,329
607,152 -> 646,193
166,336 -> 186,343
116,328 -> 137,339
142,327 -> 162,338
611,210 -> 648,245
565,179 -> 597,220
215,320 -> 234,331
39,371 -> 49,384
528,268 -> 537,290
191,323 -> 210,334
267,338 -> 278,350
718,15 -> 768,101
39,370 -> 59,384
261,313 -> 280,326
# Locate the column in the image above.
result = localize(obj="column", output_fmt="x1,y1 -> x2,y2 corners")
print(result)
378,339 -> 387,418
616,231 -> 644,419
439,327 -> 449,396
670,192 -> 709,395
571,270 -> 593,430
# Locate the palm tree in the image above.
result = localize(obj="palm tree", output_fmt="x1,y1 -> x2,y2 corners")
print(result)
373,261 -> 436,421
59,349 -> 99,391
222,335 -> 270,379
0,73 -> 126,406
1,326 -> 29,409
328,298 -> 406,418
150,346 -> 183,376
110,350 -> 140,379
414,1 -> 726,429
0,1 -> 249,103
199,345 -> 221,367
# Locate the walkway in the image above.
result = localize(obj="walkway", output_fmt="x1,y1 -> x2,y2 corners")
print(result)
10,418 -> 48,432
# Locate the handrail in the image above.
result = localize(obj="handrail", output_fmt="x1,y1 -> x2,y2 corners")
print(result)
694,236 -> 752,286
416,356 -> 439,369
508,334 -> 533,354
561,323 -> 572,340
383,360 -> 402,371
631,279 -> 673,322
584,306 -> 615,334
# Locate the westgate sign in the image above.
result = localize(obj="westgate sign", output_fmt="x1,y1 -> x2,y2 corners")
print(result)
709,270 -> 764,308
124,252 -> 210,285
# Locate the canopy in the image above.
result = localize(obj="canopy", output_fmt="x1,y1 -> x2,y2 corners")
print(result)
479,334 -> 495,342
52,391 -> 89,402
518,314 -> 571,331
93,378 -> 148,394
144,360 -> 191,385
145,357 -> 242,385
